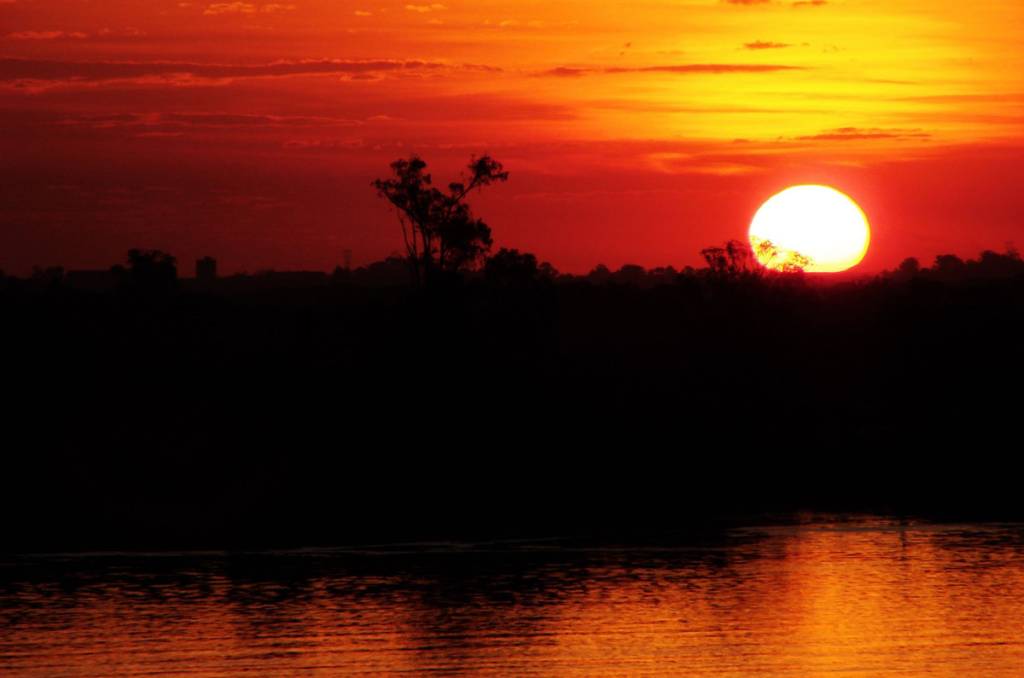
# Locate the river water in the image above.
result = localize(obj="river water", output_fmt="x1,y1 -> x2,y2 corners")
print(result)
2,518 -> 1023,676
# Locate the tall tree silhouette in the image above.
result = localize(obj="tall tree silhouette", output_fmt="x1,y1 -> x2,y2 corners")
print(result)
373,155 -> 508,285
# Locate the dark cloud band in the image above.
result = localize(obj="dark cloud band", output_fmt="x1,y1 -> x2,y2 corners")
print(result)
0,58 -> 455,83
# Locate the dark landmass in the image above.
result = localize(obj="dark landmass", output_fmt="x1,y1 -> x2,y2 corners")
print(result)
3,247 -> 1023,552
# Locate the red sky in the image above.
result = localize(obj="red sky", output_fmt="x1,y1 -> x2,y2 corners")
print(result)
2,0 -> 1023,275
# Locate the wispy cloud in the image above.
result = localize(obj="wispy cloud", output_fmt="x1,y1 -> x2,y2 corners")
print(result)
6,30 -> 89,40
744,41 -> 791,50
796,127 -> 930,141
405,3 -> 445,12
722,0 -> 827,5
203,2 -> 295,15
0,57 -> 470,88
204,2 -> 256,13
542,63 -> 804,77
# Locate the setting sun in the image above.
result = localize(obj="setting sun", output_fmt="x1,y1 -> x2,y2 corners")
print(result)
749,185 -> 871,273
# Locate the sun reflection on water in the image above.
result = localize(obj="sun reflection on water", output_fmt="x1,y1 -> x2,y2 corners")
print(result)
2,519 -> 1024,676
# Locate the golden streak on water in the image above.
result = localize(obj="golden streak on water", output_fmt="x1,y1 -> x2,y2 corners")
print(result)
2,520 -> 1024,676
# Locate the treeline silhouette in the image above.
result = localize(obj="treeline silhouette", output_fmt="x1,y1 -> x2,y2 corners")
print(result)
3,240 -> 1023,552
21,240 -> 1021,292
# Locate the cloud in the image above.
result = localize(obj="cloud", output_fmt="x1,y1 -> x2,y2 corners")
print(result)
0,110 -> 372,130
282,138 -> 365,151
97,27 -> 147,38
6,31 -> 89,40
405,3 -> 445,12
0,57 -> 460,88
898,93 -> 1024,104
203,2 -> 295,14
723,0 -> 827,6
542,63 -> 804,77
744,41 -> 791,50
796,127 -> 930,141
164,113 -> 362,127
545,67 -> 589,78
204,2 -> 257,13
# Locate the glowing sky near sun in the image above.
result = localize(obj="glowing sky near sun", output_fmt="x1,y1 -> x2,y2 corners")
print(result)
2,0 -> 1023,273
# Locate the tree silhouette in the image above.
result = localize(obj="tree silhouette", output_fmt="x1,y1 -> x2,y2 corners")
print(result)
122,249 -> 177,293
485,248 -> 539,287
701,239 -> 760,277
934,253 -> 966,277
373,155 -> 509,285
702,239 -> 810,278
898,257 -> 921,276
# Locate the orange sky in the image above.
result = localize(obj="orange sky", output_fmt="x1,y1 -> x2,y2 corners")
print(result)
2,0 -> 1023,274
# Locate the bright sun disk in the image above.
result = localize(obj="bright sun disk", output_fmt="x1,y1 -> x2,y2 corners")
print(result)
748,185 -> 871,273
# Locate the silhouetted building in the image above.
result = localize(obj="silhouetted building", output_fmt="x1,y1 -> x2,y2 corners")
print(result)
196,257 -> 217,283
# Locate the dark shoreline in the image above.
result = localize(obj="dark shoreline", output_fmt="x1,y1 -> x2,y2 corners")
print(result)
4,260 -> 1023,553
4,512 -> 1023,558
